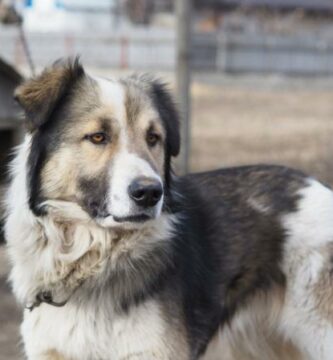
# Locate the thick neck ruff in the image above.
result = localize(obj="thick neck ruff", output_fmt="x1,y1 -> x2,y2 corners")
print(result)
9,199 -> 176,311
5,137 -> 176,312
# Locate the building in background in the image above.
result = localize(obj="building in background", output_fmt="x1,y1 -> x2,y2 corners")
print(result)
194,0 -> 333,36
0,57 -> 22,237
2,0 -> 333,74
19,0 -> 124,31
192,0 -> 333,74
0,57 -> 22,176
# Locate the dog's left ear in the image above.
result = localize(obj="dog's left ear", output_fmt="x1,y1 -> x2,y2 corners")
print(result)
14,57 -> 84,131
150,80 -> 180,157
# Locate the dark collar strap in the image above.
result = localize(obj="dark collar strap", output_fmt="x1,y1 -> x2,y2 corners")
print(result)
25,291 -> 68,312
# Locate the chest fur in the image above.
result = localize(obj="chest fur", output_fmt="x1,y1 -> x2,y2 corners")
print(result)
22,297 -> 173,360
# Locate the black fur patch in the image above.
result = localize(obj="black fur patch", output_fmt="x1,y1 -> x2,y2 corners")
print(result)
150,80 -> 180,187
78,176 -> 109,218
150,80 -> 180,158
160,165 -> 307,357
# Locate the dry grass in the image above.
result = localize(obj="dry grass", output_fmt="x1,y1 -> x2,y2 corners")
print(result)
190,76 -> 333,185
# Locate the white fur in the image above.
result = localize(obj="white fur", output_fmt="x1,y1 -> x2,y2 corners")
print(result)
22,298 -> 172,360
5,136 -> 47,304
278,179 -> 333,360
247,197 -> 270,214
282,179 -> 333,249
93,76 -> 126,122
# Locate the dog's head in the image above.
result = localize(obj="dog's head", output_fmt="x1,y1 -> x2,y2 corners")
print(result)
15,59 -> 180,228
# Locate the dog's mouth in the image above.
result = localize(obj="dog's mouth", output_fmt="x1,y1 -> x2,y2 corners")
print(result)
113,214 -> 151,223
95,212 -> 154,228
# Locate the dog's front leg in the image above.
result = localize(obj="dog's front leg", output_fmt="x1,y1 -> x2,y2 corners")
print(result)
280,244 -> 333,360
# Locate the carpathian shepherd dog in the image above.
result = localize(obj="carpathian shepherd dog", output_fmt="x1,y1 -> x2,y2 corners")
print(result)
5,58 -> 333,360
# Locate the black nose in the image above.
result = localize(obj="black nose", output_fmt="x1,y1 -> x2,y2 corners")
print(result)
128,177 -> 163,208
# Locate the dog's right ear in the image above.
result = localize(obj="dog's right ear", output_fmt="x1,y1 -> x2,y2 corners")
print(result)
14,58 -> 84,131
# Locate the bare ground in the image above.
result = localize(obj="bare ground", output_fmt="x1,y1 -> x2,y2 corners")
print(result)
190,74 -> 333,185
1,74 -> 333,359
0,247 -> 21,360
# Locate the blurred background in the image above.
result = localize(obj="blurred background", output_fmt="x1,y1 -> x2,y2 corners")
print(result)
1,0 -> 333,358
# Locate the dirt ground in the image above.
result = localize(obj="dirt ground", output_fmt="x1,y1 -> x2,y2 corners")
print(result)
1,73 -> 333,359
0,247 -> 21,360
190,74 -> 333,185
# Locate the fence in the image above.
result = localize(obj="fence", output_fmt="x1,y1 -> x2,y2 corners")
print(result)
2,26 -> 333,75
0,27 -> 176,70
216,33 -> 333,75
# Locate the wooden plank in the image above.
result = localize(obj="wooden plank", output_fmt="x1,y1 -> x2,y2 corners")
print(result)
176,0 -> 192,174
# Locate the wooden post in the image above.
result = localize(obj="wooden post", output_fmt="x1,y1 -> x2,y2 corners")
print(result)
176,0 -> 191,174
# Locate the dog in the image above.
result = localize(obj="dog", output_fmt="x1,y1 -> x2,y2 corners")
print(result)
5,58 -> 333,360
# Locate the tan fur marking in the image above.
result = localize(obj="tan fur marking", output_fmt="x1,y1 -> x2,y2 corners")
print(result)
41,111 -> 121,201
57,248 -> 103,290
127,125 -> 165,177
118,77 -> 166,176
125,92 -> 166,176
42,349 -> 69,360
202,287 -> 302,360
313,243 -> 333,323
15,66 -> 69,111
14,59 -> 84,131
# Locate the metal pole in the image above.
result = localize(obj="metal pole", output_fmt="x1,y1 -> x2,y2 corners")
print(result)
18,22 -> 35,76
176,0 -> 191,174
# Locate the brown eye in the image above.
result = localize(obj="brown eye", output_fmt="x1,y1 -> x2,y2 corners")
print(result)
85,132 -> 108,145
146,131 -> 160,147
